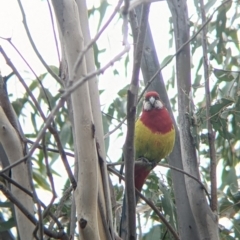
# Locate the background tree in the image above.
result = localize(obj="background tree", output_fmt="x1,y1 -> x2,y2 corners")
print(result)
0,0 -> 239,239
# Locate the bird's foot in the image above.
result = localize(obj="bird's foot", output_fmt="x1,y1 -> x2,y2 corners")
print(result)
137,157 -> 156,169
139,157 -> 150,164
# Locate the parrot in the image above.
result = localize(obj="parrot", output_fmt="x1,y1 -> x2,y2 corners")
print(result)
134,91 -> 175,193
119,91 -> 175,238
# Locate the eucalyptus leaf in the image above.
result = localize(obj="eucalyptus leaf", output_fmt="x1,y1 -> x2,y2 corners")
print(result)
0,218 -> 15,232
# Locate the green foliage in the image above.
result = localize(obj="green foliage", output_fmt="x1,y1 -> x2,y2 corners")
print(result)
210,97 -> 235,139
33,167 -> 51,191
110,1 -> 240,238
187,1 -> 240,238
143,225 -> 162,240
0,207 -> 15,233
91,1 -> 240,238
0,217 -> 15,232
1,0 -> 240,239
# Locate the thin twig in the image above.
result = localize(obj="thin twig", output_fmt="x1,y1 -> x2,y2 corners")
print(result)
0,33 -> 129,177
108,167 -> 180,240
137,0 -> 232,103
0,46 -> 48,122
137,213 -> 142,239
42,136 -> 57,218
199,0 -> 217,212
16,0 -> 62,85
1,46 -> 76,189
104,0 -> 232,142
107,160 -> 210,202
46,0 -> 61,64
48,125 -> 77,189
65,44 -> 130,97
29,161 -> 44,240
0,173 -> 64,230
33,227 -> 40,240
122,3 -> 150,239
138,196 -> 179,240
157,162 -> 210,202
102,111 -> 127,139
0,98 -> 65,175
0,37 -> 53,110
0,184 -> 69,240
48,186 -> 73,231
122,0 -> 130,46
219,199 -> 240,216
104,116 -> 127,139
26,139 -> 74,158
72,0 -> 124,77
102,111 -> 127,125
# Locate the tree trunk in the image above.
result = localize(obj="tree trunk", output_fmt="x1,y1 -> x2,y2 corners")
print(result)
75,0 -> 114,237
167,0 -> 219,239
52,0 -> 113,239
0,76 -> 35,240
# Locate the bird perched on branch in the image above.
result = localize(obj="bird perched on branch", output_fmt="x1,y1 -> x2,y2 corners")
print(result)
134,91 -> 175,194
119,91 -> 175,238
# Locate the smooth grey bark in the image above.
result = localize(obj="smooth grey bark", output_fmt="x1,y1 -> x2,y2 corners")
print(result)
60,51 -> 78,237
0,76 -> 35,239
52,0 -> 115,239
0,146 -> 15,240
167,0 -> 219,239
75,1 -> 114,237
131,5 -> 200,239
52,1 -> 100,239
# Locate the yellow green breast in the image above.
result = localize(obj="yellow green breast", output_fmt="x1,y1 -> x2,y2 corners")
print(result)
135,118 -> 175,162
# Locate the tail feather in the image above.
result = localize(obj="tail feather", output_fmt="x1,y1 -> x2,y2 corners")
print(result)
119,162 -> 153,238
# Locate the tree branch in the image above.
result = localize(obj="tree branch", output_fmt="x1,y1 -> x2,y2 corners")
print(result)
166,0 -> 222,239
0,46 -> 77,189
0,172 -> 64,230
0,31 -> 131,175
0,75 -> 35,239
104,0 -> 231,142
52,1 -> 101,239
47,0 -> 61,63
108,167 -> 180,240
108,160 -> 210,202
73,0 -> 124,76
0,184 -> 69,240
16,0 -> 62,85
130,3 -> 199,239
75,0 -> 122,237
122,3 -> 150,239
138,0 -> 232,102
199,0 -> 218,213
0,37 -> 53,110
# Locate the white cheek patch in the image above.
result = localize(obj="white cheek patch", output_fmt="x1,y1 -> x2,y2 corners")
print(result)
143,101 -> 152,111
155,100 -> 163,109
